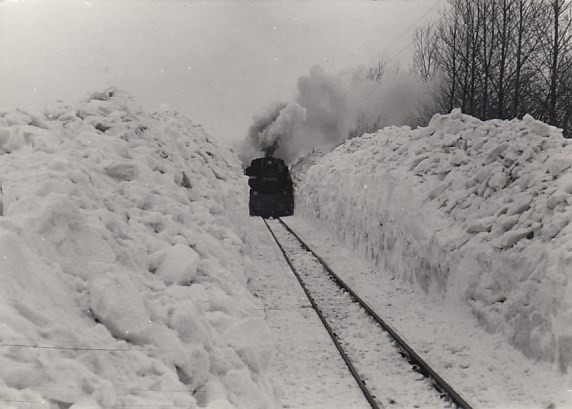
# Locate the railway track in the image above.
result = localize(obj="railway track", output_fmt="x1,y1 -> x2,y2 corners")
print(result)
264,218 -> 473,409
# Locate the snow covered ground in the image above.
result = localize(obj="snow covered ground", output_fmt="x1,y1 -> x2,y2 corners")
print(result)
285,215 -> 570,408
0,90 -> 278,409
3,89 -> 572,409
247,217 -> 372,409
294,109 -> 572,407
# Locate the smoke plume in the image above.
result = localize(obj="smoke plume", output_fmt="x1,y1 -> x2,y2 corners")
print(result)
239,64 -> 438,166
259,102 -> 307,157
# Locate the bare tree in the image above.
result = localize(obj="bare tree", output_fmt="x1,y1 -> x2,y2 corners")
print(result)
413,23 -> 439,82
367,59 -> 386,82
413,0 -> 572,136
511,0 -> 543,117
546,0 -> 572,127
480,0 -> 497,118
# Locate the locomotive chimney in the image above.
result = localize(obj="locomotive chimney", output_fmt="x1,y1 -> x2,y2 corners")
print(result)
264,140 -> 279,157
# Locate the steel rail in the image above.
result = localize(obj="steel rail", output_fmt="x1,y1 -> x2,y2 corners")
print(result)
263,219 -> 383,409
277,218 -> 474,409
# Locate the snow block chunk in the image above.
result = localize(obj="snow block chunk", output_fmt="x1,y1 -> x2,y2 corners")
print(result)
523,114 -> 552,137
104,162 -> 139,181
155,243 -> 201,286
89,271 -> 152,343
547,155 -> 572,178
557,173 -> 572,195
494,228 -> 533,249
224,318 -> 274,373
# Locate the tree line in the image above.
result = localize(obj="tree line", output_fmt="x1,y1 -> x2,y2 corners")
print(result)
414,0 -> 572,136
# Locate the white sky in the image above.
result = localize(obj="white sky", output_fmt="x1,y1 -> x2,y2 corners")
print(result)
0,0 -> 442,146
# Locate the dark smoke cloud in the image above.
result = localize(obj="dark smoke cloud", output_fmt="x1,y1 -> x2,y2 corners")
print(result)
247,102 -> 286,156
239,64 -> 438,166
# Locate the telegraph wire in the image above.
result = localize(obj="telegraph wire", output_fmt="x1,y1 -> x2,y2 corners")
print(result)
0,342 -> 129,352
379,0 -> 445,65
0,400 -> 189,408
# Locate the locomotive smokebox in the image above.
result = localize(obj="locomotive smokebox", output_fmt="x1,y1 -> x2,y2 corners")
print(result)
245,157 -> 294,218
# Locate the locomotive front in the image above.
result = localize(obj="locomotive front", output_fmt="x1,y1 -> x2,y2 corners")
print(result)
245,157 -> 294,218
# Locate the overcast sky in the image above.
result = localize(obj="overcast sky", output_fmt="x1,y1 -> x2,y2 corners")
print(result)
0,0 -> 442,147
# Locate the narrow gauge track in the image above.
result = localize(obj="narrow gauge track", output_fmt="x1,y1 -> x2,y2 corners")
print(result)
264,218 -> 473,409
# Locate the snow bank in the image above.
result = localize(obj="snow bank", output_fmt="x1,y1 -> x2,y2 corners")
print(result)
296,109 -> 572,371
0,89 -> 278,408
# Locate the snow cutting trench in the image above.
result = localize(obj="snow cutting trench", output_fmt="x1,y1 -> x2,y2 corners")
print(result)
265,218 -> 467,409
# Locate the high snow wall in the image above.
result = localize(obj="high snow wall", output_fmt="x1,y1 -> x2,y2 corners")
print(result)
0,90 -> 277,409
296,110 -> 572,371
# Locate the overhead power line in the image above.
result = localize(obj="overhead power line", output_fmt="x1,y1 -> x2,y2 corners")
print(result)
380,0 -> 445,64
0,400 -> 188,408
0,342 -> 129,352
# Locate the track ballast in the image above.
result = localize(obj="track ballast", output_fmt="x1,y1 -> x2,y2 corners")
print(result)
264,218 -> 473,409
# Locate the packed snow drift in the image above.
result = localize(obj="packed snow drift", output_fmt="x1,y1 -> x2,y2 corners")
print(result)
0,89 -> 278,409
296,109 -> 572,372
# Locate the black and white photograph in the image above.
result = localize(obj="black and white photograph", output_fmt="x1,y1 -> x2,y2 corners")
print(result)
0,0 -> 571,408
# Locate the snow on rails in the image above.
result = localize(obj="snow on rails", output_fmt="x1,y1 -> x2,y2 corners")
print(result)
264,218 -> 473,409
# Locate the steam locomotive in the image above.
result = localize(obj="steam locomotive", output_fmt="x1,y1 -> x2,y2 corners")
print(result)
245,157 -> 294,218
